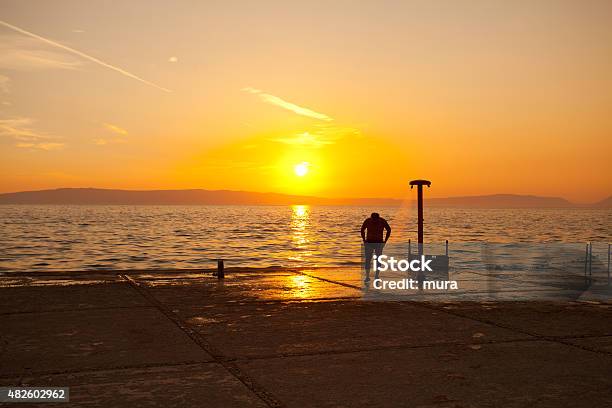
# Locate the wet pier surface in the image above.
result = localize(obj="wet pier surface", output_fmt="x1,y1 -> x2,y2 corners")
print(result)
1,268 -> 611,407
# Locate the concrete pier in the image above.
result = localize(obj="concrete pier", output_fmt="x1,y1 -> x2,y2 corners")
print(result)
1,268 -> 611,407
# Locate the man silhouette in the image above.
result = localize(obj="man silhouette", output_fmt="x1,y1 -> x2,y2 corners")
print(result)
361,212 -> 391,283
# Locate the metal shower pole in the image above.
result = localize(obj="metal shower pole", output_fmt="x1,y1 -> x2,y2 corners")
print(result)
409,180 -> 431,255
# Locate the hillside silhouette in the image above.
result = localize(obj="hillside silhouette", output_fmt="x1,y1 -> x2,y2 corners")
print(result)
1,188 -> 609,208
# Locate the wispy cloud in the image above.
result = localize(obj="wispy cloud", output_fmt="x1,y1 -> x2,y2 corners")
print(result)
0,117 -> 64,150
93,138 -> 126,146
0,34 -> 82,71
0,20 -> 171,92
242,87 -> 332,121
103,123 -> 128,136
270,124 -> 360,148
271,132 -> 334,148
16,142 -> 63,150
93,123 -> 128,146
0,117 -> 49,141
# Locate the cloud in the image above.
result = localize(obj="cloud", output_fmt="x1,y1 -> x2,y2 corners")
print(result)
0,117 -> 64,150
168,56 -> 178,63
242,87 -> 332,121
103,123 -> 128,136
271,132 -> 334,148
0,117 -> 49,141
0,34 -> 82,71
270,124 -> 360,148
0,20 -> 171,92
16,142 -> 63,150
93,137 -> 126,146
95,123 -> 128,145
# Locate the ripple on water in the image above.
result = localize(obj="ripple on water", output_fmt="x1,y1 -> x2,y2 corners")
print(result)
0,205 -> 609,272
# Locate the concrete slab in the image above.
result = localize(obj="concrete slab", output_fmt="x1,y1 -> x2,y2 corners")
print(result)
438,301 -> 612,337
3,271 -> 611,407
19,363 -> 267,408
0,283 -> 148,314
238,341 -> 612,408
0,308 -> 212,377
171,300 -> 530,359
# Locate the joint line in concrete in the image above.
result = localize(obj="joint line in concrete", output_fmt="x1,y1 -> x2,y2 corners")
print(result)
297,271 -> 612,356
118,274 -> 285,408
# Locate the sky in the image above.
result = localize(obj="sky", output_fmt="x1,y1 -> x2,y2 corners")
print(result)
0,0 -> 610,202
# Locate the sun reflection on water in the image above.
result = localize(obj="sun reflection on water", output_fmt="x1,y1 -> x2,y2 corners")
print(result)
277,273 -> 354,300
290,205 -> 311,259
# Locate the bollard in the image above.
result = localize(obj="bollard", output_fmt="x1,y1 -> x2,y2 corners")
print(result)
445,240 -> 449,256
589,243 -> 592,282
217,259 -> 224,279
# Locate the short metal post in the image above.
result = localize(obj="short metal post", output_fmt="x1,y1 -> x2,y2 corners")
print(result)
445,240 -> 449,256
408,239 -> 411,259
217,259 -> 224,279
589,243 -> 592,283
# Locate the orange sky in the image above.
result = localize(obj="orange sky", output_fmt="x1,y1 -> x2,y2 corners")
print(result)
0,1 -> 611,202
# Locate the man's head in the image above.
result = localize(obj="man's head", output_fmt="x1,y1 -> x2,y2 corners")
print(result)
371,212 -> 380,219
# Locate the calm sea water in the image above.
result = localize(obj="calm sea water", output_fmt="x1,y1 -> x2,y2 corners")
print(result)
0,205 -> 610,272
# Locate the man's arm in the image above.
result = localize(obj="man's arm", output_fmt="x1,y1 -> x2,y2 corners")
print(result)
360,220 -> 367,242
384,220 -> 391,243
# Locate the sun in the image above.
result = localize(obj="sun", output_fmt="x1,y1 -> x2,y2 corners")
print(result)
294,162 -> 309,177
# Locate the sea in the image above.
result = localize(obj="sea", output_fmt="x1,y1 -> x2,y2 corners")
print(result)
0,205 -> 610,274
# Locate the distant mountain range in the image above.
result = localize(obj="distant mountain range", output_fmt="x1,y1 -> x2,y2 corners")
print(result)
0,188 -> 610,208
425,194 -> 574,208
591,195 -> 612,208
0,188 -> 398,206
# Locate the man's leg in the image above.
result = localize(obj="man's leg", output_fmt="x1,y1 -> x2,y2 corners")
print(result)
374,243 -> 384,280
364,243 -> 374,282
